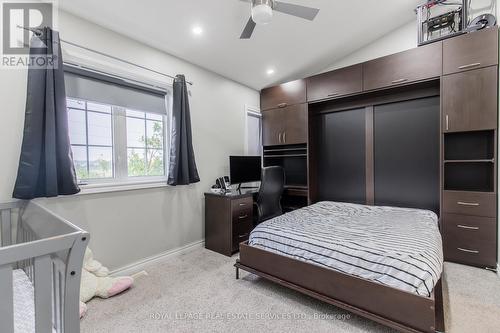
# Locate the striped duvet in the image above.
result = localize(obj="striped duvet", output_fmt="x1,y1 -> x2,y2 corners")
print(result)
248,201 -> 443,297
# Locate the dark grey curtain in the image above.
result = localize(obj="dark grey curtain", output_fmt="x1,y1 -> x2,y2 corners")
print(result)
13,28 -> 80,199
167,75 -> 200,186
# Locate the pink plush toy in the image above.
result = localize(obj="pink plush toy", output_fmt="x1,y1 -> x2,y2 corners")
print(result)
79,248 -> 134,318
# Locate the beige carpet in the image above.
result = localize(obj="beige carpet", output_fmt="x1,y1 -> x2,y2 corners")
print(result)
81,248 -> 500,333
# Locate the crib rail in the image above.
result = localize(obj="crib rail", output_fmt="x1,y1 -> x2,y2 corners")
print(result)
0,201 -> 89,333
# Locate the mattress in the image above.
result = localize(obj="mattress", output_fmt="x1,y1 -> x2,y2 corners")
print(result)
13,269 -> 56,333
249,201 -> 443,297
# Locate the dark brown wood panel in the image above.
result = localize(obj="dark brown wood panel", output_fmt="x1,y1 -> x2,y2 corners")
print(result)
307,64 -> 363,102
262,109 -> 284,146
443,27 -> 499,75
237,242 -> 438,333
283,103 -> 308,145
363,42 -> 442,91
442,190 -> 496,217
261,79 -> 306,111
442,66 -> 498,132
443,213 -> 497,267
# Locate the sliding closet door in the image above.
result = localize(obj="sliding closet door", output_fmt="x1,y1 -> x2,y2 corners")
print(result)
317,108 -> 366,204
374,97 -> 440,212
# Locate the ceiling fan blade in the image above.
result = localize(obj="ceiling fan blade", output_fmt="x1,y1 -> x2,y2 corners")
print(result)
240,17 -> 256,39
274,1 -> 320,21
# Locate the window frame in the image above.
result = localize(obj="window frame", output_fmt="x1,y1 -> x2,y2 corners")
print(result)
67,92 -> 171,192
244,105 -> 262,156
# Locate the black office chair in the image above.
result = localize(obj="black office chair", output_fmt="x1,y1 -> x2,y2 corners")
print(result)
255,166 -> 285,225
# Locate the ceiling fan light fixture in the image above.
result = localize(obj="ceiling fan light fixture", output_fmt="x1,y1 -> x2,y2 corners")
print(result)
252,0 -> 274,25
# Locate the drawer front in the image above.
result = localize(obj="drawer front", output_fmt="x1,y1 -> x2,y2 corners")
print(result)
443,27 -> 499,75
232,218 -> 253,252
443,191 -> 496,217
231,197 -> 253,220
307,64 -> 363,102
261,79 -> 306,111
443,214 -> 497,267
363,42 -> 442,91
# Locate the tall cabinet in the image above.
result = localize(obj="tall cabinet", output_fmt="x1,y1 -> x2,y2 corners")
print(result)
259,27 -> 499,270
441,29 -> 498,269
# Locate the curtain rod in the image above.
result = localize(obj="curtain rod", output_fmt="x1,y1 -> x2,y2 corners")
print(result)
17,25 -> 193,86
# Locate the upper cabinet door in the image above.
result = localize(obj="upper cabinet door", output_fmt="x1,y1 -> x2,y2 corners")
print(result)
443,27 -> 498,75
261,79 -> 306,111
306,64 -> 363,102
443,66 -> 498,132
262,109 -> 285,146
363,42 -> 442,91
283,104 -> 308,145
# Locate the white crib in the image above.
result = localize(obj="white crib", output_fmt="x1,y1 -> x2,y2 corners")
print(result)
0,201 -> 89,333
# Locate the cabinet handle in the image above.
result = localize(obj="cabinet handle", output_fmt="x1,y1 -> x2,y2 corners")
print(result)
239,203 -> 247,207
283,132 -> 286,143
445,115 -> 449,131
277,103 -> 287,108
458,62 -> 481,70
278,132 -> 282,143
391,78 -> 408,84
238,233 -> 249,239
328,93 -> 339,97
457,247 -> 479,254
457,224 -> 480,230
457,201 -> 480,207
238,215 -> 248,219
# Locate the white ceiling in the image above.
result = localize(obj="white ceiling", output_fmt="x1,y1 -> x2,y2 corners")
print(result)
58,0 -> 421,90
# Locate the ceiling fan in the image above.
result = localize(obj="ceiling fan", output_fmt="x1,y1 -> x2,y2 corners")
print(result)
239,0 -> 320,39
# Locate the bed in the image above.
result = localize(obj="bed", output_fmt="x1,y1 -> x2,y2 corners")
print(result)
235,201 -> 445,333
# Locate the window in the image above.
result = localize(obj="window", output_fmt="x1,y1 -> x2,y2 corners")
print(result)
246,109 -> 262,156
65,68 -> 169,187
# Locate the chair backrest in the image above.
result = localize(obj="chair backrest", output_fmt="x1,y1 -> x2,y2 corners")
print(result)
256,166 -> 285,223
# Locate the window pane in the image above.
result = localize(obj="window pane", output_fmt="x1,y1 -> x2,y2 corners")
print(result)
88,147 -> 113,178
146,112 -> 163,121
127,117 -> 146,148
67,98 -> 85,110
71,145 -> 88,179
128,148 -> 146,177
88,112 -> 112,146
126,110 -> 145,118
87,102 -> 111,113
147,149 -> 164,176
68,109 -> 86,145
247,114 -> 262,155
146,120 -> 163,149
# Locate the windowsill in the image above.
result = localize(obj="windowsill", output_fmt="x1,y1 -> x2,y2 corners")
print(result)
77,179 -> 168,195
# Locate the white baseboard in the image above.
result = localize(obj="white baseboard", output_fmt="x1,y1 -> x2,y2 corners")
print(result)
497,264 -> 500,278
109,239 -> 205,277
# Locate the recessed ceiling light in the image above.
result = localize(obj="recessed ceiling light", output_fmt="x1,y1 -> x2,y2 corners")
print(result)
266,68 -> 275,75
192,26 -> 203,36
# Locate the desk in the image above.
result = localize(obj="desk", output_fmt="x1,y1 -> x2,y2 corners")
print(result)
204,190 -> 258,256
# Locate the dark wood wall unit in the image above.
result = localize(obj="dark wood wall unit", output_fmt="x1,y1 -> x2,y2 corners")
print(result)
260,79 -> 306,111
259,27 -> 499,272
374,97 -> 440,213
442,66 -> 498,132
315,107 -> 367,204
363,42 -> 442,91
307,64 -> 363,102
443,27 -> 499,75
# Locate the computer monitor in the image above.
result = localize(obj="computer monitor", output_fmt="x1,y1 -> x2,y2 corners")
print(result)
229,156 -> 262,188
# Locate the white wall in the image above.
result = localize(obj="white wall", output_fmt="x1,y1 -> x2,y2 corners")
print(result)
0,11 -> 259,270
322,20 -> 417,72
